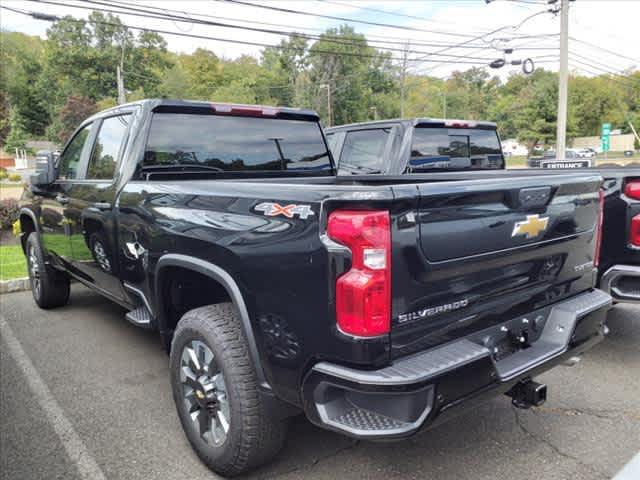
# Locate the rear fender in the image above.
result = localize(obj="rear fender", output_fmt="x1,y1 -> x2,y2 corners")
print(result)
154,254 -> 270,390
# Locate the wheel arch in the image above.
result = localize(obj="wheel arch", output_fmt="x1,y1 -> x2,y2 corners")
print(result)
155,254 -> 270,390
19,208 -> 40,253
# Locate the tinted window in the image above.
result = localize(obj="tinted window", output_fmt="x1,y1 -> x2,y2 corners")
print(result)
410,127 -> 504,170
58,124 -> 91,180
340,129 -> 389,172
87,115 -> 130,179
143,113 -> 331,174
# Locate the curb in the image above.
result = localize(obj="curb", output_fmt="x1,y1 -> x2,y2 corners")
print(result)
0,277 -> 31,294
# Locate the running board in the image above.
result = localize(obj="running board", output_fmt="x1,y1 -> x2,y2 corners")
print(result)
125,306 -> 153,329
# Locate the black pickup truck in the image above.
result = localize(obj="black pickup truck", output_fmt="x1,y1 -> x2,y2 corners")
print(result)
21,100 -> 611,476
327,119 -> 640,306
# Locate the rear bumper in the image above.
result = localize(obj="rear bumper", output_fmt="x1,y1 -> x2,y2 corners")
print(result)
601,265 -> 640,304
301,289 -> 611,439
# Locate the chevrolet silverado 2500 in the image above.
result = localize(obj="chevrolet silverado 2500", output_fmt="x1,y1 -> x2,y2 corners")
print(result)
21,100 -> 611,476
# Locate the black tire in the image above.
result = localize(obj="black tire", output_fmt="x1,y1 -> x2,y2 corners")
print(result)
170,303 -> 287,477
25,232 -> 70,309
89,232 -> 113,273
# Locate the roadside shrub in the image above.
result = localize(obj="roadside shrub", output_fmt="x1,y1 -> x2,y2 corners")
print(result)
0,199 -> 20,230
0,170 -> 7,180
7,173 -> 22,182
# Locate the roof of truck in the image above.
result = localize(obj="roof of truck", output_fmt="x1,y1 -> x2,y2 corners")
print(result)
87,99 -> 320,121
325,118 -> 497,133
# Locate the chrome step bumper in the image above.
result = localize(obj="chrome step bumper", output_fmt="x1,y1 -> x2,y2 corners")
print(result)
302,289 -> 611,439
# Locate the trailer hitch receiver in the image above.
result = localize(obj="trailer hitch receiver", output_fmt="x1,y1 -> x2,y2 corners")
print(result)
506,380 -> 547,409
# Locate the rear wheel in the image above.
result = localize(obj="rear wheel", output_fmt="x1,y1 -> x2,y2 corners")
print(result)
25,232 -> 70,309
170,303 -> 288,476
89,232 -> 112,273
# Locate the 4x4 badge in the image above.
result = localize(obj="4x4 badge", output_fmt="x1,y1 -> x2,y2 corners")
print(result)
512,214 -> 549,239
254,202 -> 315,219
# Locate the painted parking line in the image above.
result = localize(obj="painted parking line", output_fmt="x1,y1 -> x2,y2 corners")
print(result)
0,314 -> 107,480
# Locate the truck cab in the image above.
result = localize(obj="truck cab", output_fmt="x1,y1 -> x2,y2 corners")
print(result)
325,118 -> 505,175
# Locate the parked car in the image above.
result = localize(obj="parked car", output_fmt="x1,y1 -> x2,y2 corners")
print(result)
326,119 -> 639,305
20,101 -> 611,476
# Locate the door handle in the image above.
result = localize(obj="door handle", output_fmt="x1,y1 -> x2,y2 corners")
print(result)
91,202 -> 112,211
55,194 -> 70,205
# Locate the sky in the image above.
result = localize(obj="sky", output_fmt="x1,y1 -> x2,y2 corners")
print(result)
1,0 -> 638,79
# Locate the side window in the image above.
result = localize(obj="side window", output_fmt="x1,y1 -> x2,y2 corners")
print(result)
58,124 -> 91,180
87,115 -> 130,180
340,129 -> 390,172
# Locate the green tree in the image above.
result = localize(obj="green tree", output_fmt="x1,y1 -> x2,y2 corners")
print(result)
4,109 -> 29,152
46,96 -> 97,143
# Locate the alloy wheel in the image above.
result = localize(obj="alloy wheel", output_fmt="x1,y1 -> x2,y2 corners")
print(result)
180,340 -> 230,446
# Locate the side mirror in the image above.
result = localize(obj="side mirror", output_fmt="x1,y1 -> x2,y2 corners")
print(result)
30,150 -> 58,187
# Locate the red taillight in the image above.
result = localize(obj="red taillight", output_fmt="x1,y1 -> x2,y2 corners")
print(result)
327,210 -> 391,337
210,103 -> 278,117
594,189 -> 605,267
631,215 -> 640,247
624,180 -> 640,200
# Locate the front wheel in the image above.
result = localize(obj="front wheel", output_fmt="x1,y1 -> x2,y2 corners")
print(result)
25,232 -> 70,309
170,303 -> 288,477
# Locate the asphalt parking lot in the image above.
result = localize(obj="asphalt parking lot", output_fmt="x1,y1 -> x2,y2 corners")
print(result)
1,285 -> 639,480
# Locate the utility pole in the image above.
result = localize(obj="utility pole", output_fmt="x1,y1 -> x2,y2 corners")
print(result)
117,39 -> 127,105
555,0 -> 569,159
320,83 -> 332,127
442,92 -> 447,119
400,42 -> 409,118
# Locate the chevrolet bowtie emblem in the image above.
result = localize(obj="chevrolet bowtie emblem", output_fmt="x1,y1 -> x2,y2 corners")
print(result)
512,214 -> 549,239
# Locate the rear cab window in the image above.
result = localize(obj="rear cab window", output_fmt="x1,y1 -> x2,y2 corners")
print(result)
339,128 -> 390,173
410,126 -> 504,171
141,111 -> 332,178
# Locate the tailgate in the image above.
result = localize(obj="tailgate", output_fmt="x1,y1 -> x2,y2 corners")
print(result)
390,174 -> 602,359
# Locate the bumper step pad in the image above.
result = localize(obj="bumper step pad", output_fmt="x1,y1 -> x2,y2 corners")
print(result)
125,306 -> 152,328
333,408 -> 408,432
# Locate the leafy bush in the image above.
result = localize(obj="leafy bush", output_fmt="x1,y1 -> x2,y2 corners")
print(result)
7,173 -> 22,182
0,199 -> 20,230
0,170 -> 7,180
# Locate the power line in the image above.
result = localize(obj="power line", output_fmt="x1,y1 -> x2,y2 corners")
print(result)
27,0 -> 504,61
0,5 -> 495,65
570,51 -> 638,78
411,6 -> 557,74
316,0 -> 495,34
569,63 -> 639,90
71,0 -> 559,52
223,0 -> 502,38
102,0 -> 522,48
570,36 -> 639,64
569,57 -> 640,87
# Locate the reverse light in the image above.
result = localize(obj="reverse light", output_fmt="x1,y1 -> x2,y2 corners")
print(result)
631,214 -> 640,247
624,180 -> 640,200
327,210 -> 391,337
594,189 -> 604,267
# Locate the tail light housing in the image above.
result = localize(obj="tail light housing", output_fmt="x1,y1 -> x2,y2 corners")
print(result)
624,180 -> 640,200
631,215 -> 640,247
594,189 -> 604,267
327,210 -> 391,337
